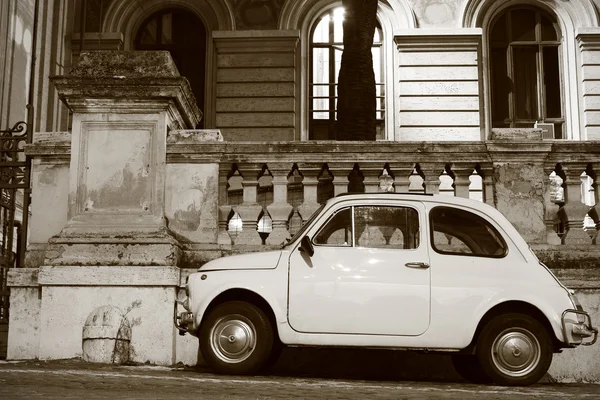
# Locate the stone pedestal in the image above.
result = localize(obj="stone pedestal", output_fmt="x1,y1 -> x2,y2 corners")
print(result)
8,51 -> 202,365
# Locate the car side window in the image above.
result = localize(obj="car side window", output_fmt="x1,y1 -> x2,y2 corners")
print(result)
354,206 -> 419,249
430,206 -> 507,257
313,208 -> 352,246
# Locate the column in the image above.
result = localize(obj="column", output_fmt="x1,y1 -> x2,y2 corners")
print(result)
266,163 -> 294,245
235,163 -> 263,245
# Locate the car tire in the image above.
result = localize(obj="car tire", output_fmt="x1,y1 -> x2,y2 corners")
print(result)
451,354 -> 493,384
199,301 -> 274,375
476,313 -> 553,386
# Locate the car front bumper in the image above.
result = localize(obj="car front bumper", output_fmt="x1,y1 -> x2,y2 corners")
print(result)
174,300 -> 195,336
562,309 -> 598,346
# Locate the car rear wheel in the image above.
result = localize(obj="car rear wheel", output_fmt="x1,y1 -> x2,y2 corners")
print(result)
199,301 -> 274,375
476,313 -> 552,386
451,354 -> 493,384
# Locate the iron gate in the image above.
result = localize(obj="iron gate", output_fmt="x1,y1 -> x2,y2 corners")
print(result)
0,121 -> 30,359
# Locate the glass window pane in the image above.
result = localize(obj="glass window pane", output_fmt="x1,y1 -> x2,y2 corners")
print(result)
490,14 -> 507,44
333,8 -> 344,43
312,98 -> 329,119
513,46 -> 539,120
490,47 -> 510,125
354,206 -> 420,249
372,47 -> 382,83
314,208 -> 352,246
543,46 -> 562,118
161,13 -> 173,44
430,207 -> 506,257
313,15 -> 330,43
313,48 -> 329,84
334,48 -> 343,83
541,13 -> 558,41
511,9 -> 536,41
139,17 -> 158,44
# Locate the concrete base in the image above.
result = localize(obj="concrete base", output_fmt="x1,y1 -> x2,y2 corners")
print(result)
7,264 -> 600,382
6,266 -> 194,365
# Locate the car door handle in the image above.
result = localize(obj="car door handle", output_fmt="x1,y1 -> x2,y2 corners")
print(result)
405,262 -> 430,269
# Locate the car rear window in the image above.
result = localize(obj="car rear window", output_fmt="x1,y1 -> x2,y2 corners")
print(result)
430,206 -> 507,258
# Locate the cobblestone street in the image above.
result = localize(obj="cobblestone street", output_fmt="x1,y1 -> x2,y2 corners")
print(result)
1,358 -> 599,400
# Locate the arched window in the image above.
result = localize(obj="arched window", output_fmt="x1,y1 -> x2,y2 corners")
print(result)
135,8 -> 206,127
489,7 -> 563,138
309,7 -> 385,140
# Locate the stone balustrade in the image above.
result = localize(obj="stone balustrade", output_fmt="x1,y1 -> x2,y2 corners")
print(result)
165,139 -> 599,254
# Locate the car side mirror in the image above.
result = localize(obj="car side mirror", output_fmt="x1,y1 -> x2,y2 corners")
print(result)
299,235 -> 314,257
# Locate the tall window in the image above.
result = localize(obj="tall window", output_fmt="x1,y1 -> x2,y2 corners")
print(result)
310,7 -> 385,140
135,9 -> 206,127
490,7 -> 564,138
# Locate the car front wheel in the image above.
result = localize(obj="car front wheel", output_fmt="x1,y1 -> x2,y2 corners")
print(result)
476,313 -> 552,386
199,301 -> 274,375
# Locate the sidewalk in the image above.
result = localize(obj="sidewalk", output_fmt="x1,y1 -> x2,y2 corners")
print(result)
1,357 -> 600,400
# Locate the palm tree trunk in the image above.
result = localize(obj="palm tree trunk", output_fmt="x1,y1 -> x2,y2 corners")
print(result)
336,0 -> 378,141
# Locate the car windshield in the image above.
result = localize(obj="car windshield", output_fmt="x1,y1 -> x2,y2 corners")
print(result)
282,204 -> 325,248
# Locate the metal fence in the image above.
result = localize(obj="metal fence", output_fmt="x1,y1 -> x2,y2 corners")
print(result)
0,121 -> 30,359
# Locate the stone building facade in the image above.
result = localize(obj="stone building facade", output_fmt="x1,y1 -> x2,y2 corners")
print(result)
1,0 -> 600,382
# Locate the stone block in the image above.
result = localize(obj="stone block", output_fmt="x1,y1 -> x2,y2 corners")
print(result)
165,164 -> 219,243
490,128 -> 543,140
36,266 -> 179,365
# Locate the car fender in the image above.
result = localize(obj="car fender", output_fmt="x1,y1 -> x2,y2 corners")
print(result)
466,288 -> 568,344
190,270 -> 287,332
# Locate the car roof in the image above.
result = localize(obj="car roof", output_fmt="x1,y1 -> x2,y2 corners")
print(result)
330,192 -> 486,208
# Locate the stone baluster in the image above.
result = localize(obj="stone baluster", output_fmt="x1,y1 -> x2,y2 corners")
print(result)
543,165 -> 563,245
477,164 -> 495,206
362,164 -> 384,193
419,163 -> 443,195
297,163 -> 322,223
235,163 -> 264,245
329,162 -> 354,196
449,164 -> 474,199
587,163 -> 599,245
388,163 -> 414,193
266,163 -> 294,245
217,165 -> 232,245
561,163 -> 592,245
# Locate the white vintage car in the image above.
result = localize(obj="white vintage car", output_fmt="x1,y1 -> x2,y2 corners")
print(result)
175,193 -> 597,386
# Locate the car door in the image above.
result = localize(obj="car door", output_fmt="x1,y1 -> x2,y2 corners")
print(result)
287,201 -> 431,336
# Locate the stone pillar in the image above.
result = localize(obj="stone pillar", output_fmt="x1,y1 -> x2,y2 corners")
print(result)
329,162 -> 353,196
362,165 -> 384,193
46,51 -> 201,265
419,163 -> 443,194
487,141 -> 552,244
388,163 -> 414,193
266,163 -> 294,245
297,163 -> 322,223
8,51 -> 203,364
217,165 -> 233,245
165,130 -> 223,244
543,165 -> 563,246
561,163 -> 593,245
235,163 -> 263,245
23,132 -> 71,267
450,164 -> 474,199
477,163 -> 495,206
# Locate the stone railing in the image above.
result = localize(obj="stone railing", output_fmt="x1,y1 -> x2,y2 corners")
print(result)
165,137 -> 599,264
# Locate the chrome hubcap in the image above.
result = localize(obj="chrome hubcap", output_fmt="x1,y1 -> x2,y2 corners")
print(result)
491,328 -> 540,377
210,315 -> 256,363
